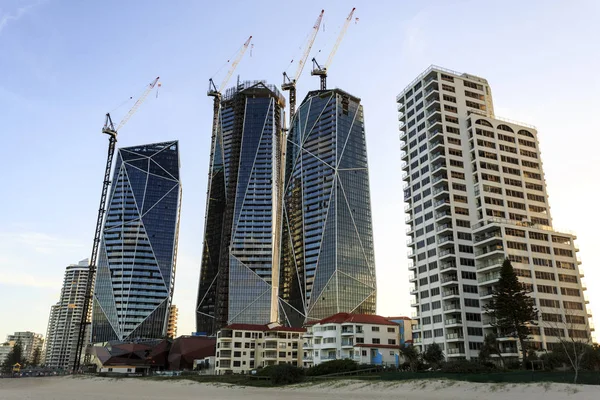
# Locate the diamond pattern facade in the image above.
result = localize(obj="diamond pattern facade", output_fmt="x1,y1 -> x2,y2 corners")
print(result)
196,81 -> 285,335
91,141 -> 181,343
279,89 -> 377,327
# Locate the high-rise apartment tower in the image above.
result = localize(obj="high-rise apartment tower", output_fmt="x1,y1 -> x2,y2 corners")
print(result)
45,259 -> 90,369
398,66 -> 593,359
91,141 -> 181,343
196,81 -> 285,335
280,88 -> 377,327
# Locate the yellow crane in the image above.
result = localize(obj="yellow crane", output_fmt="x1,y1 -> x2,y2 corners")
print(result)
73,76 -> 160,373
282,10 -> 324,123
311,7 -> 356,90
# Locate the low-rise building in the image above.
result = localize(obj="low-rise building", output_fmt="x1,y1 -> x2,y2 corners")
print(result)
303,313 -> 402,367
215,323 -> 305,375
167,305 -> 178,339
386,316 -> 415,346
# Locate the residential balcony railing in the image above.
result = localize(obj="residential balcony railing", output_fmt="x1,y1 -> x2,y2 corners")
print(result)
445,318 -> 462,326
444,303 -> 461,311
442,289 -> 460,298
446,333 -> 464,340
478,272 -> 501,283
474,231 -> 503,243
446,348 -> 465,355
441,275 -> 458,284
475,244 -> 504,257
476,256 -> 504,270
439,249 -> 455,258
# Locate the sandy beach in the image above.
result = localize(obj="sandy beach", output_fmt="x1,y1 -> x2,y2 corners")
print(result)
0,376 -> 599,400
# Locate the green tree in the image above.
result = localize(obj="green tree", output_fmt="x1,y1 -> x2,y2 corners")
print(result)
484,259 -> 538,368
479,333 -> 505,368
31,347 -> 41,367
1,341 -> 24,373
422,342 -> 444,369
400,345 -> 421,372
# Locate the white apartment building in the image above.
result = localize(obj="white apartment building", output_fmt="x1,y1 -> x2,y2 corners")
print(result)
397,66 -> 593,359
302,313 -> 402,367
0,342 -> 14,366
44,259 -> 90,370
215,323 -> 305,374
6,331 -> 44,364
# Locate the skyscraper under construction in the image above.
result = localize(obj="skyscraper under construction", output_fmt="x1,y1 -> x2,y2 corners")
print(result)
279,88 -> 377,327
196,81 -> 286,335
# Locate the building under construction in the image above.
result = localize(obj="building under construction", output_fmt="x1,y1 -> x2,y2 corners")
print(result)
196,81 -> 286,335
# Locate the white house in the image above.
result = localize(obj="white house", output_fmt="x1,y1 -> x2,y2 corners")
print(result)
302,313 -> 402,367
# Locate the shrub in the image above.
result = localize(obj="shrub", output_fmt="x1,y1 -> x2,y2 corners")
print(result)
258,364 -> 304,385
439,360 -> 496,374
305,359 -> 358,376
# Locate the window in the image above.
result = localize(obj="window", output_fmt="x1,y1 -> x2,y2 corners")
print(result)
514,268 -> 532,278
561,287 -> 580,297
499,144 -> 517,153
455,207 -> 469,215
531,245 -> 551,254
537,284 -> 557,294
452,183 -> 467,191
451,171 -> 465,179
466,313 -> 482,321
467,327 -> 483,336
233,361 -> 241,367
535,271 -> 555,281
556,261 -> 575,270
463,285 -> 478,293
529,231 -> 548,241
518,138 -> 536,148
505,189 -> 524,198
563,301 -> 583,310
235,332 -> 243,337
432,300 -> 441,309
372,338 -> 380,344
503,166 -> 521,176
505,228 -> 526,237
444,104 -> 458,112
422,317 -> 431,325
432,314 -> 442,323
387,327 -> 396,333
498,133 -> 516,143
431,287 -> 440,296
539,299 -> 560,308
464,298 -> 480,307
520,149 -> 538,158
441,73 -> 454,82
456,219 -> 470,228
445,115 -> 459,124
566,315 -> 586,324
459,244 -> 473,253
388,339 -> 397,345
507,241 -> 527,251
504,178 -> 522,187
462,271 -> 476,280
434,329 -> 444,337
371,326 -> 380,332
443,94 -> 456,103
554,248 -> 573,257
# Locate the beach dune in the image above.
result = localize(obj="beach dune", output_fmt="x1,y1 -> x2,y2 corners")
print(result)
0,376 -> 598,399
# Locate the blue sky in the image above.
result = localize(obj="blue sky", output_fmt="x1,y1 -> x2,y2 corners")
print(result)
1,0 -> 599,341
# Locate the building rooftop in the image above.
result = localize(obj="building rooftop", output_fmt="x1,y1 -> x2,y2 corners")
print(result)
221,323 -> 306,333
306,313 -> 398,326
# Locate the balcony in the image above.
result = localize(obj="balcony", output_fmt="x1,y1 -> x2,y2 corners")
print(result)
443,303 -> 461,312
445,318 -> 463,327
341,327 -> 354,335
431,151 -> 445,162
475,244 -> 505,260
446,347 -> 465,356
442,288 -> 460,298
434,198 -> 451,210
476,256 -> 504,271
341,339 -> 354,347
438,235 -> 454,247
431,185 -> 450,198
410,298 -> 418,306
446,333 -> 464,341
435,210 -> 453,222
439,248 -> 456,260
474,231 -> 503,244
436,223 -> 453,233
410,285 -> 418,295
407,248 -> 416,258
478,271 -> 501,284
440,260 -> 457,271
412,325 -> 422,332
431,162 -> 447,173
441,275 -> 459,286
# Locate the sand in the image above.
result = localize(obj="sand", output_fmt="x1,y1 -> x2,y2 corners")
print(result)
0,376 -> 598,399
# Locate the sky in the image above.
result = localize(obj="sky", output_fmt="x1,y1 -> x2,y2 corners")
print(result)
1,0 -> 599,341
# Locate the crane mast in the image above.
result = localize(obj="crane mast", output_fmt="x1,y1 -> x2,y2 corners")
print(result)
72,77 -> 159,373
282,10 -> 324,124
311,7 -> 356,90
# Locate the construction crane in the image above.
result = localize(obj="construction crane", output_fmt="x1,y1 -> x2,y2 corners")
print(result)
282,10 -> 324,123
207,36 -> 252,150
72,76 -> 160,373
311,7 -> 356,90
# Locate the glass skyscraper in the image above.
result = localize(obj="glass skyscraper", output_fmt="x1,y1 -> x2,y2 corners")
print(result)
91,141 -> 181,343
279,88 -> 377,327
196,81 -> 285,335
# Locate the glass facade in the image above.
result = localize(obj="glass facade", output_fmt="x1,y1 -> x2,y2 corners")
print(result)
280,89 -> 377,327
91,141 -> 181,343
196,81 -> 285,335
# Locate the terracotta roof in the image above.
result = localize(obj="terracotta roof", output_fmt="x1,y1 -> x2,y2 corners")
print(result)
309,313 -> 398,326
386,316 -> 412,321
222,324 -> 305,333
354,343 -> 402,349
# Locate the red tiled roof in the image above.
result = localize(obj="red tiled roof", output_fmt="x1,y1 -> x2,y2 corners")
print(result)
222,324 -> 305,333
386,316 -> 412,321
309,313 -> 398,326
354,343 -> 402,349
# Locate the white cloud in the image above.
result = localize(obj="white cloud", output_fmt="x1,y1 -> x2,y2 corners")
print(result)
0,1 -> 42,35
